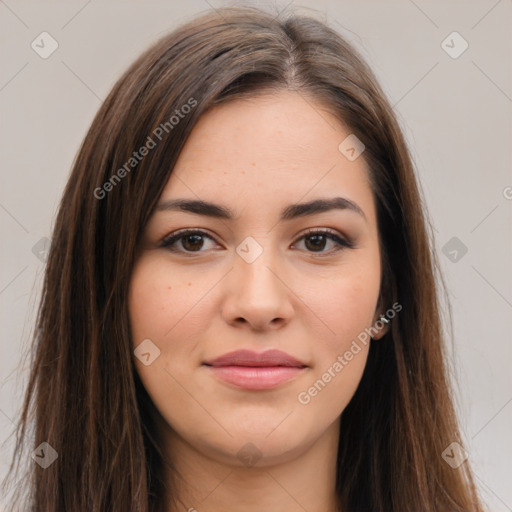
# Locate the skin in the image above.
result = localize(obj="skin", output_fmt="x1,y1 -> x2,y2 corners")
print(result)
129,90 -> 387,512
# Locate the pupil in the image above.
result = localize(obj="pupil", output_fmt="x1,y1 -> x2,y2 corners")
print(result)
305,234 -> 326,252
180,234 -> 327,252
183,234 -> 203,251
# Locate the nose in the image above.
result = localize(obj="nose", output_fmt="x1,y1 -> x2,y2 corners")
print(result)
220,246 -> 295,332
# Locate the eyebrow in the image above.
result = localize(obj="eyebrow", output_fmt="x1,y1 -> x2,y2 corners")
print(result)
155,196 -> 366,222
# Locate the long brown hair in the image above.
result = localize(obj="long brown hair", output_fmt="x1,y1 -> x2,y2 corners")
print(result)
4,5 -> 485,511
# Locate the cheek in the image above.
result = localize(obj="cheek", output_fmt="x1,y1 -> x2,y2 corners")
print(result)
128,255 -> 223,399
303,250 -> 381,353
292,248 -> 380,413
129,261 -> 168,344
294,265 -> 380,419
128,258 -> 203,411
128,257 -> 205,344
295,344 -> 369,432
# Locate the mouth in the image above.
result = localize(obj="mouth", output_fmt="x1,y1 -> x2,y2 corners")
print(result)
202,349 -> 308,391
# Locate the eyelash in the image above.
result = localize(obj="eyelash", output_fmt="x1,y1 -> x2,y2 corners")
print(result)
159,228 -> 354,257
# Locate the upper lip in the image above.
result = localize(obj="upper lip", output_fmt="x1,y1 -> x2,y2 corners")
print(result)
203,349 -> 307,368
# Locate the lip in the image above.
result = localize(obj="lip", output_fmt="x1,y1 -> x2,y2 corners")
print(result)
203,349 -> 307,390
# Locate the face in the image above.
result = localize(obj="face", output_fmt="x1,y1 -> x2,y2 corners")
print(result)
129,91 -> 384,468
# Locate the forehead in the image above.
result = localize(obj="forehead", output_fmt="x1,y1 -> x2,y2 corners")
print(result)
161,91 -> 376,223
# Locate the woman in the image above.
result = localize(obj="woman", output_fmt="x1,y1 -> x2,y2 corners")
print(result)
6,5 -> 485,511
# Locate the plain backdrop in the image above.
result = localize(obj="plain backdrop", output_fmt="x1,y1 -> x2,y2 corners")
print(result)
1,1 -> 511,510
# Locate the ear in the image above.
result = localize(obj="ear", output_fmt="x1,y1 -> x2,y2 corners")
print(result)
370,312 -> 390,340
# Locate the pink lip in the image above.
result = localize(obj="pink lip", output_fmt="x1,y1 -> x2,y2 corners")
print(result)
203,349 -> 307,390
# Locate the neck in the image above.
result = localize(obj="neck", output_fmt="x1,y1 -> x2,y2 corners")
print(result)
158,418 -> 341,512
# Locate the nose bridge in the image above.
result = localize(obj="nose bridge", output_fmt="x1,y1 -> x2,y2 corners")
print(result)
234,234 -> 279,290
222,234 -> 294,329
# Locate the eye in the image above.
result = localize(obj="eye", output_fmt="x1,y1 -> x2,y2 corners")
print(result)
160,228 -> 354,256
293,228 -> 354,256
160,229 -> 220,253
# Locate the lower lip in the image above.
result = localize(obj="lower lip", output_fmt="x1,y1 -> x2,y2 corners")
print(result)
205,365 -> 305,390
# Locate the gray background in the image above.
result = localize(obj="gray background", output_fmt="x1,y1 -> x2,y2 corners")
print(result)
1,1 -> 511,510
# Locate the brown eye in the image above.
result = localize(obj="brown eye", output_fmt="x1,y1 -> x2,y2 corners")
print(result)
304,233 -> 328,252
160,230 -> 218,253
181,234 -> 205,251
294,229 -> 353,255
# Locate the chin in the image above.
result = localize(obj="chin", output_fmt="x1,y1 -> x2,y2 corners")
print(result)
195,419 -> 321,469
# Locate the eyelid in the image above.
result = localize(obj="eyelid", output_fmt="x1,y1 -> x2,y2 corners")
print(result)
160,228 -> 220,250
293,227 -> 355,254
159,227 -> 354,255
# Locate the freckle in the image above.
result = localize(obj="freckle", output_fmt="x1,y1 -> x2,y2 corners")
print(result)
188,282 -> 192,286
